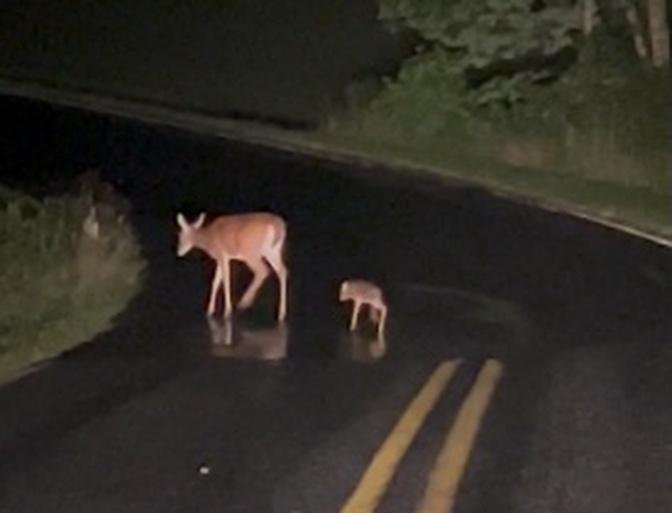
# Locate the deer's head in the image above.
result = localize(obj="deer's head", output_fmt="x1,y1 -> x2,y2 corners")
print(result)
338,281 -> 349,301
176,212 -> 206,256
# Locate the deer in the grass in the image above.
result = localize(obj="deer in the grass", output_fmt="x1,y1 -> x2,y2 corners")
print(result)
176,212 -> 288,322
339,279 -> 387,340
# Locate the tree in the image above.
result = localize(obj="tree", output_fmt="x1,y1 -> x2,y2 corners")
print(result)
377,0 -> 669,107
581,0 -> 599,35
647,0 -> 669,67
377,0 -> 581,105
621,0 -> 669,67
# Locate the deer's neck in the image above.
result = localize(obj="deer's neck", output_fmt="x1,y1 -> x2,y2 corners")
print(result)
194,228 -> 219,260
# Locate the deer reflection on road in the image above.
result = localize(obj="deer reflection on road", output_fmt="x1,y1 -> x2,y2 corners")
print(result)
206,317 -> 288,361
338,331 -> 387,364
206,317 -> 387,364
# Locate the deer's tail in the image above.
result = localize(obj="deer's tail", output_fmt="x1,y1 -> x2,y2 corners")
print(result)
271,217 -> 288,258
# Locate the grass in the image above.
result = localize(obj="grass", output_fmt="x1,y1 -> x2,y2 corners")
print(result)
264,127 -> 672,241
305,38 -> 670,242
0,181 -> 145,383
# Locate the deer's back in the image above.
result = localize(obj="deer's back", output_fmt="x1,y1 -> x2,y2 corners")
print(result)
206,212 -> 285,257
344,280 -> 384,303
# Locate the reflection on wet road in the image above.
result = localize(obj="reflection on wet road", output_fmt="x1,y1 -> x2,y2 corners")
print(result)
206,316 -> 388,365
207,317 -> 289,361
337,331 -> 387,363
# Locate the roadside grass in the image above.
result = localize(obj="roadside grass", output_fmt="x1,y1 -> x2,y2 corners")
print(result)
305,38 -> 670,242
0,181 -> 144,383
266,127 -> 672,241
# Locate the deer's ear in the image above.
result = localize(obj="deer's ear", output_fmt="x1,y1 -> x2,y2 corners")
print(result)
177,213 -> 188,230
194,213 -> 206,229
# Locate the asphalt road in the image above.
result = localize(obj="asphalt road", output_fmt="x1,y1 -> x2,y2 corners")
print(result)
1,96 -> 671,513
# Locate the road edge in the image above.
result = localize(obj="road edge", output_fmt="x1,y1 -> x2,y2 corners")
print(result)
1,76 -> 670,250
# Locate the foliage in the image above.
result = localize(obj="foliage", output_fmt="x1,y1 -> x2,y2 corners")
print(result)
491,28 -> 670,188
324,1 -> 669,192
0,180 -> 144,380
377,0 -> 580,105
338,48 -> 475,142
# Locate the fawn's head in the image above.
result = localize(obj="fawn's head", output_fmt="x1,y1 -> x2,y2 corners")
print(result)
339,281 -> 349,301
176,212 -> 206,256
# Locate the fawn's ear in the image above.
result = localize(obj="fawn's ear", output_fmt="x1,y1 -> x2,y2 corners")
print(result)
194,213 -> 206,229
176,213 -> 189,230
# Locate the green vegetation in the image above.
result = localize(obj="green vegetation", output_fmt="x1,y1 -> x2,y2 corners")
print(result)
321,0 -> 671,238
0,179 -> 144,382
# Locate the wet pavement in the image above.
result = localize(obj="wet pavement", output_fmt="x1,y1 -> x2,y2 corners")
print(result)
1,95 -> 671,512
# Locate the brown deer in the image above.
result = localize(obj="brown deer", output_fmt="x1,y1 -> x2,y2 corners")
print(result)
176,212 -> 288,321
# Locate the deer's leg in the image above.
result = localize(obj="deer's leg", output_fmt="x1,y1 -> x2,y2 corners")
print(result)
370,337 -> 386,360
264,244 -> 289,322
222,258 -> 233,318
207,263 -> 223,316
238,258 -> 270,311
350,301 -> 362,331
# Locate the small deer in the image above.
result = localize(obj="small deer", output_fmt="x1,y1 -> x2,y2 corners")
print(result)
176,212 -> 288,321
339,279 -> 388,339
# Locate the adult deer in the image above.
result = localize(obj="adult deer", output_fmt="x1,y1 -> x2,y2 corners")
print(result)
176,212 -> 288,321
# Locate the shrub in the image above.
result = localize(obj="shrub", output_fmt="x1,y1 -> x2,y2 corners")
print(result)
492,31 -> 670,189
324,28 -> 669,192
0,179 -> 144,380
331,48 -> 476,144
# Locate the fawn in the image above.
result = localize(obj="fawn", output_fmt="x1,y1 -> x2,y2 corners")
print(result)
339,279 -> 388,339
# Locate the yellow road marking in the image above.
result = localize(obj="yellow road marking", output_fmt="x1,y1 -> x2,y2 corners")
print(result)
340,360 -> 462,513
415,359 -> 504,513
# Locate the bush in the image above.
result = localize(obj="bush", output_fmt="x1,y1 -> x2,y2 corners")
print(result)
324,28 -> 669,193
0,179 -> 144,380
325,48 -> 476,144
492,31 -> 671,190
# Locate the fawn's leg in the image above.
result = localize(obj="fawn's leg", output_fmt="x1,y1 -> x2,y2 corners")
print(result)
377,304 -> 388,339
350,301 -> 362,331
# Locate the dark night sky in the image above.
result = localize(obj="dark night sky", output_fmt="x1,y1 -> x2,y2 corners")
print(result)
0,1 -> 412,122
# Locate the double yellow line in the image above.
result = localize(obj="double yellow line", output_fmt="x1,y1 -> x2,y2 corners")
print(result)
340,359 -> 504,513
